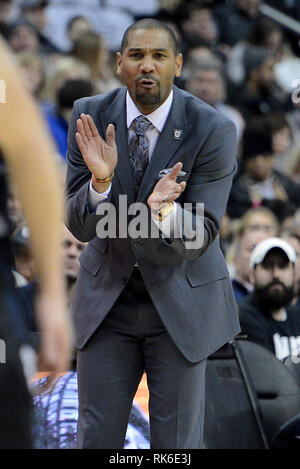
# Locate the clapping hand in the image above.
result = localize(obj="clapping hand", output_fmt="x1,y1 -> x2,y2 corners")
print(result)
76,113 -> 117,181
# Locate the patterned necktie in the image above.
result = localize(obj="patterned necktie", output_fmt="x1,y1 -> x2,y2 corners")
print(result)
128,115 -> 152,195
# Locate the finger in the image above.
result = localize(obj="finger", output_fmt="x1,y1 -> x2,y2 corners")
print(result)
106,123 -> 116,148
168,191 -> 180,202
87,114 -> 100,138
76,119 -> 88,146
179,181 -> 186,192
168,162 -> 183,180
81,113 -> 92,140
76,132 -> 87,157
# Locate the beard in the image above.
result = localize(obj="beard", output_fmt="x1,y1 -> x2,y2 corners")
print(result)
135,89 -> 161,106
65,272 -> 77,290
254,280 -> 295,313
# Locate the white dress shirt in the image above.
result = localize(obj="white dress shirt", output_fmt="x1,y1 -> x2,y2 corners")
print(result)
88,89 -> 177,236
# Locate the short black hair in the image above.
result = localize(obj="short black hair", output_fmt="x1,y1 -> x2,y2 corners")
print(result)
120,19 -> 178,55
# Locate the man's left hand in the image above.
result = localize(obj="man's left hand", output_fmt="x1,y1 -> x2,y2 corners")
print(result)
148,162 -> 186,214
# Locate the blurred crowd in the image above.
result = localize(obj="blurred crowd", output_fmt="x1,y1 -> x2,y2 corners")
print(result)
1,0 -> 300,376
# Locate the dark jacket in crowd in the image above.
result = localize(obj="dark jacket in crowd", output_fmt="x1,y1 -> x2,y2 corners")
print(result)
239,293 -> 300,360
227,169 -> 300,219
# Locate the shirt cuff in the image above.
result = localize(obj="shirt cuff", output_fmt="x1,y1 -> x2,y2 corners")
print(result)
88,179 -> 112,211
151,202 -> 177,238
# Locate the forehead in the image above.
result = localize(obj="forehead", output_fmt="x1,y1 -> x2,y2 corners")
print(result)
124,28 -> 174,52
247,213 -> 275,229
63,226 -> 80,243
194,69 -> 220,80
241,231 -> 268,249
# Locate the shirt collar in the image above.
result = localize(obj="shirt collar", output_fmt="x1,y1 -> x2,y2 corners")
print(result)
126,89 -> 173,132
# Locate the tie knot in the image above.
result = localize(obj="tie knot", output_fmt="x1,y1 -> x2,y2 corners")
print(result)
132,115 -> 151,136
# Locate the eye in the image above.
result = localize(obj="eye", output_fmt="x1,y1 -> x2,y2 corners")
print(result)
154,53 -> 166,59
130,53 -> 142,59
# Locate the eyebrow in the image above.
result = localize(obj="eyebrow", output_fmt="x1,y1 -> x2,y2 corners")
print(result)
128,47 -> 169,53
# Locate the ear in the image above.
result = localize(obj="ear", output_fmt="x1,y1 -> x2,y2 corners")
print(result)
175,53 -> 183,77
116,52 -> 122,76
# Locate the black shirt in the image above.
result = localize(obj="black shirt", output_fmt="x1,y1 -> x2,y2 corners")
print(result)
239,293 -> 300,361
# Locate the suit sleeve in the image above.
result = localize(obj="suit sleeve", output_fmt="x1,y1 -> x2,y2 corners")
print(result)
164,117 -> 237,260
65,99 -> 112,242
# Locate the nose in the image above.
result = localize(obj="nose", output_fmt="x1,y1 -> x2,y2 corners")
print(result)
140,56 -> 155,73
271,266 -> 282,278
68,243 -> 79,257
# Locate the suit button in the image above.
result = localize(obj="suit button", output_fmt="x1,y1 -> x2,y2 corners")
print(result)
133,242 -> 141,250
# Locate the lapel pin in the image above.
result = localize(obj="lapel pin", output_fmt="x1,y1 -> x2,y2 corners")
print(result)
173,129 -> 183,139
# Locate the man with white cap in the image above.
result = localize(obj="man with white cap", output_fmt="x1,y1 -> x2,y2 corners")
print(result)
238,237 -> 300,361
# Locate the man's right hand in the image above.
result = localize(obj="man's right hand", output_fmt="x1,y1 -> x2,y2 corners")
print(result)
76,114 -> 118,182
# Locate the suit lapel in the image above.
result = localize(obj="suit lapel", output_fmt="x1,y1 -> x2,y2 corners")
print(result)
137,87 -> 192,203
100,88 -> 135,204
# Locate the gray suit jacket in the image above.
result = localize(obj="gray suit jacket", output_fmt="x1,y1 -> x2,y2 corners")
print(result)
65,85 -> 240,362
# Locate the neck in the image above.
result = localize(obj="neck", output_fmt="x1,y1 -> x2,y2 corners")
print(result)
235,272 -> 249,285
60,108 -> 72,123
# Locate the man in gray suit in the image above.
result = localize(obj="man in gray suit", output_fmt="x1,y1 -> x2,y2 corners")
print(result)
65,19 -> 240,449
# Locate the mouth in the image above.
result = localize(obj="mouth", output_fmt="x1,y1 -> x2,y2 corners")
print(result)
137,79 -> 158,89
269,283 -> 283,290
65,260 -> 78,269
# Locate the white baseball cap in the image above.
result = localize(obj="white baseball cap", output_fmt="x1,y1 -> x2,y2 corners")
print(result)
249,237 -> 296,269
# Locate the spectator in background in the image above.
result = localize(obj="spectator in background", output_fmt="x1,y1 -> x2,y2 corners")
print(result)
184,57 -> 245,142
71,31 -> 121,94
178,3 -> 219,53
18,0 -> 60,54
42,55 -> 91,107
239,237 -> 300,362
286,101 -> 300,184
225,206 -> 279,271
247,17 -> 292,62
44,78 -> 93,160
226,17 -> 288,87
263,113 -> 293,175
16,51 -> 45,100
2,224 -> 86,375
7,19 -> 41,54
66,15 -> 93,51
227,123 -> 300,219
214,0 -> 263,47
282,233 -> 300,307
231,45 -> 287,119
0,0 -> 13,37
11,225 -> 36,286
262,199 -> 297,234
184,44 -> 218,67
62,225 -> 86,303
6,180 -> 24,230
231,229 -> 271,304
9,224 -> 86,364
238,206 -> 280,236
286,101 -> 300,149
